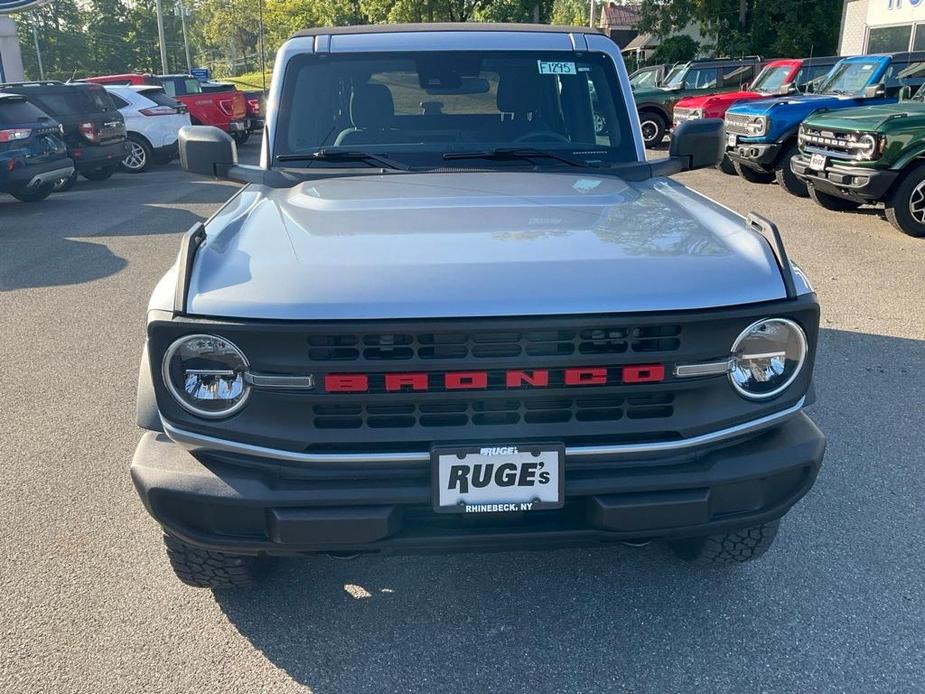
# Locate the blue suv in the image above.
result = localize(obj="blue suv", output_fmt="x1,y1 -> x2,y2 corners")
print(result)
724,52 -> 925,197
0,93 -> 73,202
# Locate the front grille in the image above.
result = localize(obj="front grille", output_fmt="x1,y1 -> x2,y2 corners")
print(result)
724,113 -> 754,136
799,127 -> 869,158
312,393 -> 675,430
307,324 -> 682,362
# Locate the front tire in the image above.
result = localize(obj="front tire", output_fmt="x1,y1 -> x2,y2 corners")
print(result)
669,520 -> 780,566
774,145 -> 809,197
639,112 -> 666,148
808,184 -> 862,211
121,135 -> 153,173
10,182 -> 54,202
885,163 -> 925,237
81,165 -> 117,181
163,534 -> 263,589
718,155 -> 737,175
734,161 -> 775,184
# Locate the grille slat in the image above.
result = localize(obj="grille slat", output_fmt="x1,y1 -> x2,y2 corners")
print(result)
309,394 -> 674,431
306,324 -> 682,363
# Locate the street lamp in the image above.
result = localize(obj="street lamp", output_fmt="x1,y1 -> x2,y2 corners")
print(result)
174,2 -> 192,74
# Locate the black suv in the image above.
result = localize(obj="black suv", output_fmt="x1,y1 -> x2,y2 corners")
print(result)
0,93 -> 73,202
0,81 -> 126,190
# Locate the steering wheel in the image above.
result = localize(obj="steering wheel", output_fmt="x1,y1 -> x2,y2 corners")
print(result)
513,131 -> 571,144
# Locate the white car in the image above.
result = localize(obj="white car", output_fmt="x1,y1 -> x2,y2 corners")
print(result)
103,85 -> 190,173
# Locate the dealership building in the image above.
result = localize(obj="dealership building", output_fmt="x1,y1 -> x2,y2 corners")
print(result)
841,0 -> 925,54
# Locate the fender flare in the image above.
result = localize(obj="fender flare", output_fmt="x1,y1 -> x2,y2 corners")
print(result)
136,342 -> 162,432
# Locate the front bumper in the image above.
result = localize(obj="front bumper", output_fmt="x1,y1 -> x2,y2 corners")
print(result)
132,413 -> 826,556
726,140 -> 781,172
791,153 -> 898,202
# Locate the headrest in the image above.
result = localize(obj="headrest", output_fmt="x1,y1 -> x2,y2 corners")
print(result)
497,71 -> 544,114
350,84 -> 394,129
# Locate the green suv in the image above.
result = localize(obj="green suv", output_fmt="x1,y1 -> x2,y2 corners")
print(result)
792,86 -> 925,237
633,56 -> 764,147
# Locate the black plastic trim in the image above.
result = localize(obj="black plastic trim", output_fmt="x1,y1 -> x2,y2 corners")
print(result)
172,223 -> 206,314
746,213 -> 797,300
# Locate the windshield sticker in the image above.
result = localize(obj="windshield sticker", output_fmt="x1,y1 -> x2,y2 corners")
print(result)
538,60 -> 577,75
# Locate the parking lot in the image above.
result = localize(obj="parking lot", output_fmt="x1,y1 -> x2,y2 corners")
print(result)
1,142 -> 923,693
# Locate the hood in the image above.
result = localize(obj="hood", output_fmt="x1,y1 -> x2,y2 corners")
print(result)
680,91 -> 763,115
187,172 -> 787,320
727,93 -> 880,118
802,102 -> 925,131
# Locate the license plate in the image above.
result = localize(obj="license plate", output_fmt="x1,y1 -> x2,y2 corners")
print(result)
432,444 -> 564,514
727,133 -> 737,148
810,153 -> 827,170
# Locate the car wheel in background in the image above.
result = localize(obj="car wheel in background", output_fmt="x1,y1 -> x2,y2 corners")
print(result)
718,155 -> 737,175
669,520 -> 780,566
53,171 -> 78,192
885,163 -> 925,237
639,112 -> 666,148
121,134 -> 153,173
733,161 -> 775,184
10,182 -> 54,202
232,130 -> 250,146
81,165 -> 118,182
774,145 -> 809,197
807,184 -> 862,212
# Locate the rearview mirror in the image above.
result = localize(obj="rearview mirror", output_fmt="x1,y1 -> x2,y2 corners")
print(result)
863,84 -> 886,99
669,118 -> 724,171
179,125 -> 237,177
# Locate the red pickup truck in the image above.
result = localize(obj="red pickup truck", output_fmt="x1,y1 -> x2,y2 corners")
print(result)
83,74 -> 248,142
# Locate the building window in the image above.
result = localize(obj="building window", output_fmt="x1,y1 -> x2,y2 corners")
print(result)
913,23 -> 925,50
868,24 -> 913,53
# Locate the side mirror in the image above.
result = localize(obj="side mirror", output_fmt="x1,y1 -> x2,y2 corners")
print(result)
179,125 -> 237,177
804,81 -> 815,94
863,83 -> 886,99
669,118 -> 724,171
776,83 -> 797,96
899,85 -> 913,101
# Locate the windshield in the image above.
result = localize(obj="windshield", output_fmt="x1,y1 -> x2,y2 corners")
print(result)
630,68 -> 660,89
750,65 -> 792,92
819,60 -> 881,94
275,50 -> 636,168
661,65 -> 686,89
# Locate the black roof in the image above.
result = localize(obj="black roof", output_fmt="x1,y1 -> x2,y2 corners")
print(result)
292,22 -> 600,39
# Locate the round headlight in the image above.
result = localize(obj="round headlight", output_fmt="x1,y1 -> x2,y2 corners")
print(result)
857,133 -> 877,159
729,319 -> 807,400
162,334 -> 250,417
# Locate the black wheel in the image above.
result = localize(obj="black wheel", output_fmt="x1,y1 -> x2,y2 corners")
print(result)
718,155 -> 737,175
639,112 -> 666,148
669,520 -> 780,566
774,145 -> 809,197
162,534 -> 263,589
121,134 -> 153,173
807,184 -> 862,212
81,165 -> 117,181
232,130 -> 250,145
53,171 -> 77,192
733,161 -> 775,184
885,163 -> 925,238
10,182 -> 54,202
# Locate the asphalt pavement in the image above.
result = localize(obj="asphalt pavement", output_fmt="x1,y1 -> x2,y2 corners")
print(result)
1,144 -> 923,693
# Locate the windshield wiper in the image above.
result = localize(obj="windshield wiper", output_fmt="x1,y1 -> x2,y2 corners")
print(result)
443,147 -> 595,169
276,149 -> 409,170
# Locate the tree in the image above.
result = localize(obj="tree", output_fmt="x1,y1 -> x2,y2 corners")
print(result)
550,0 -> 584,26
651,35 -> 699,64
638,0 -> 842,58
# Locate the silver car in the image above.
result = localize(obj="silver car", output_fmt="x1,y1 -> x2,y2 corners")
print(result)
131,23 -> 825,588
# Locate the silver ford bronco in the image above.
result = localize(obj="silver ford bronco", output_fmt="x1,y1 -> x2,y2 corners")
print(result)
131,24 -> 826,588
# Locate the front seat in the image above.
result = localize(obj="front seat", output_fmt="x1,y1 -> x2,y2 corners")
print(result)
334,84 -> 398,146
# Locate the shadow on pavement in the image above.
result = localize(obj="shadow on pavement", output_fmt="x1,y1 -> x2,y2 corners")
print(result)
211,329 -> 924,693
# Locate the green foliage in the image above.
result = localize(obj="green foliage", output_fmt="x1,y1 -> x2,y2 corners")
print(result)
550,0 -> 585,26
650,34 -> 699,64
638,0 -> 842,58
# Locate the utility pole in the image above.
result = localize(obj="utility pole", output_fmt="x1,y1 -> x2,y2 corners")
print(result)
31,17 -> 44,80
589,0 -> 595,29
155,0 -> 168,74
176,3 -> 192,74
